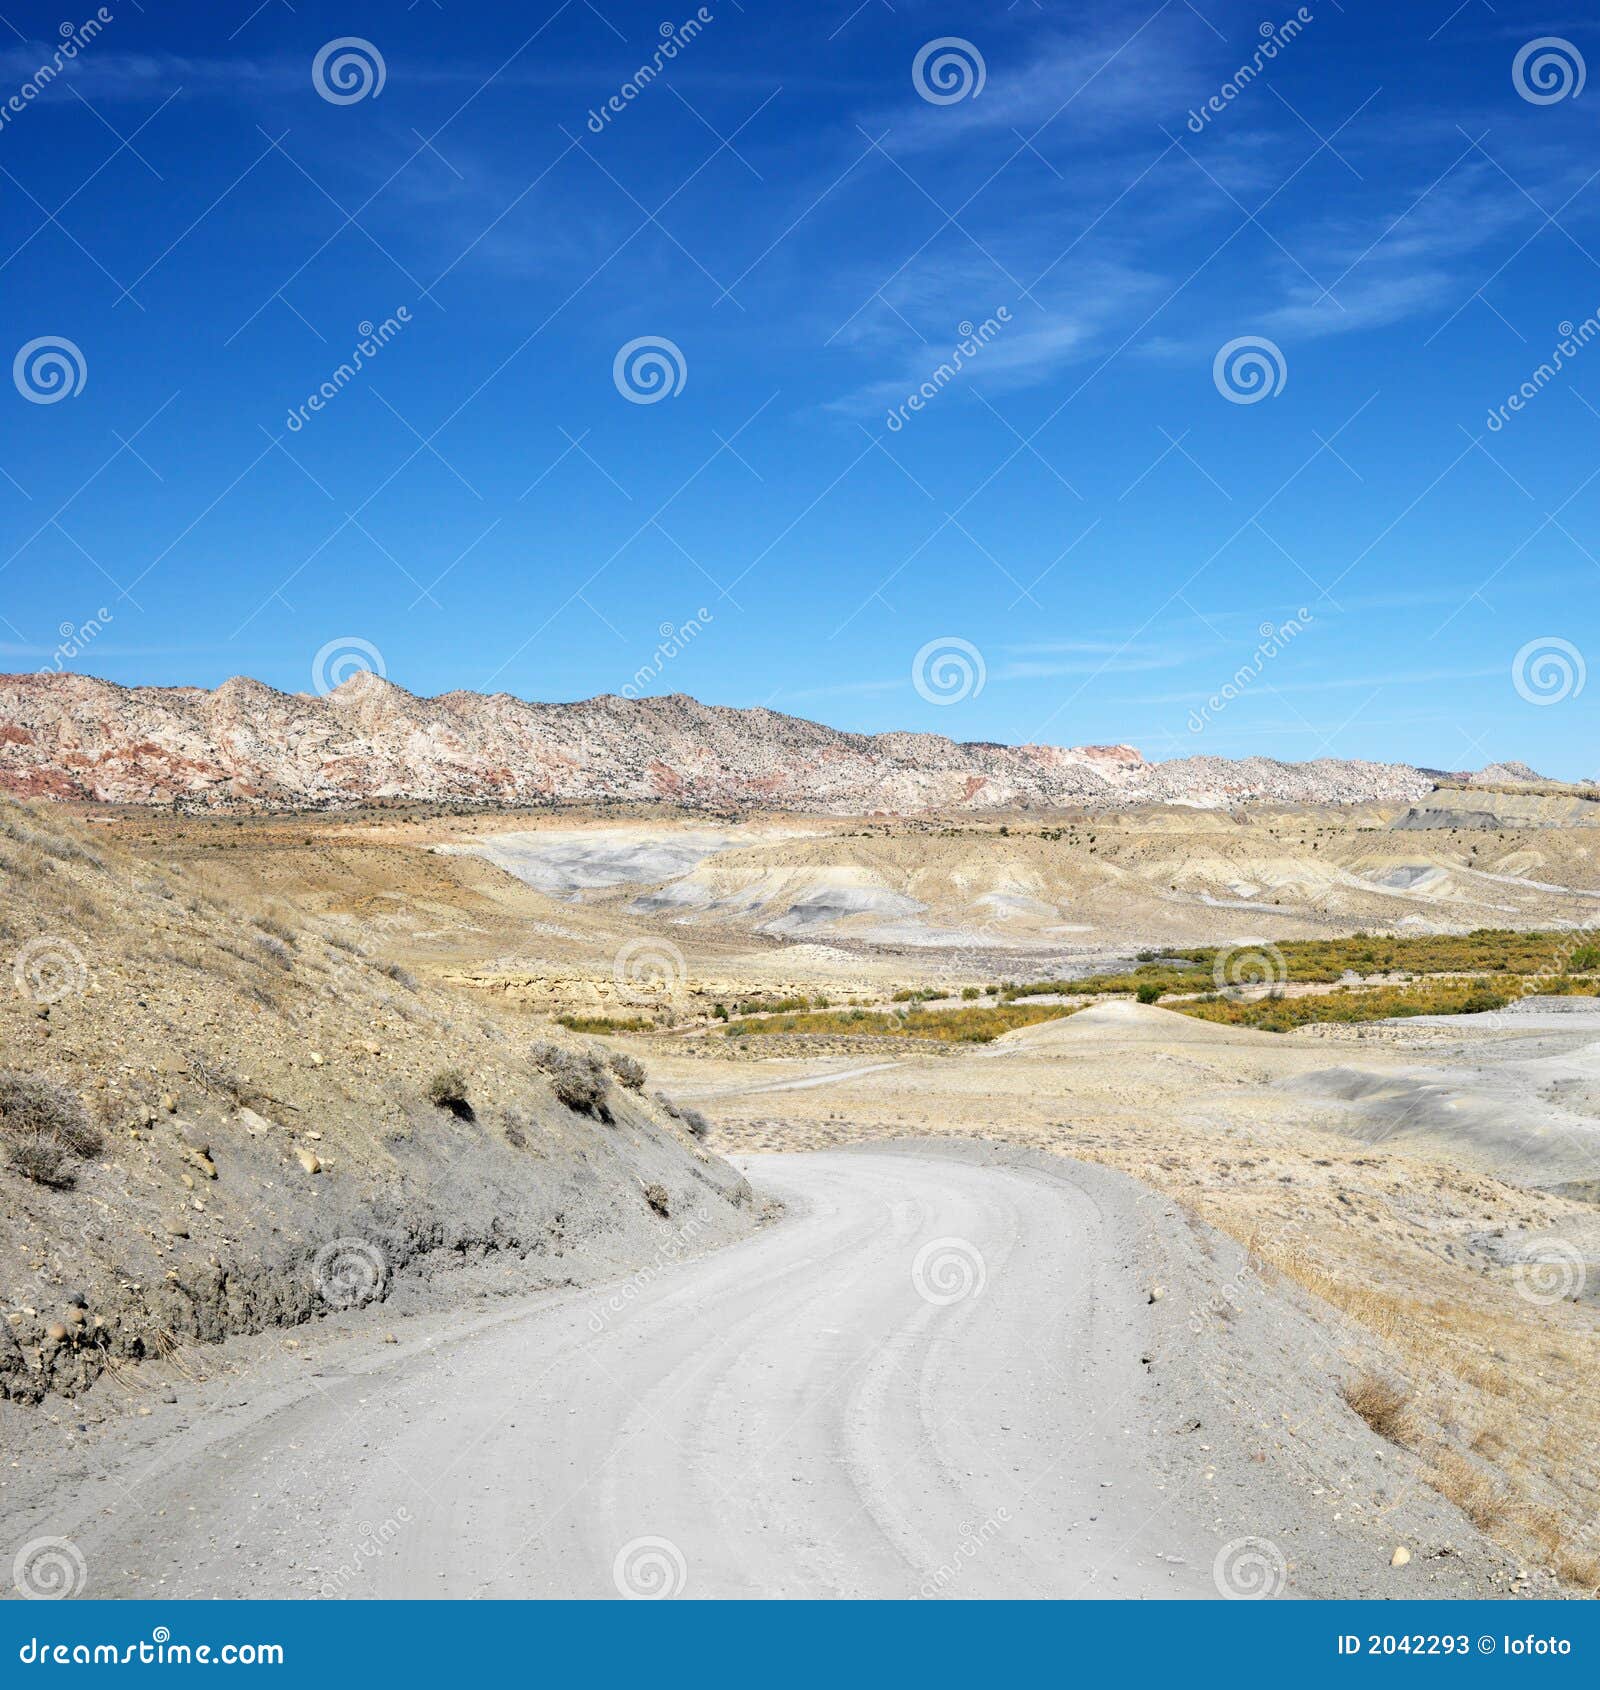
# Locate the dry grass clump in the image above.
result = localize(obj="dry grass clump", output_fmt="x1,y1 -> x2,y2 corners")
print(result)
253,933 -> 293,969
557,1013 -> 654,1034
1341,1372 -> 1414,1444
532,1042 -> 612,1120
0,1072 -> 103,1188
0,804 -> 102,867
252,910 -> 298,946
1428,1449 -> 1511,1531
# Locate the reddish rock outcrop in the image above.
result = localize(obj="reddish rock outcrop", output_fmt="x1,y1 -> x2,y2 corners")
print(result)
0,671 -> 1444,813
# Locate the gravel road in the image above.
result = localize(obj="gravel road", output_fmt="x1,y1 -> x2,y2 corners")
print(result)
11,1145 -> 1529,1600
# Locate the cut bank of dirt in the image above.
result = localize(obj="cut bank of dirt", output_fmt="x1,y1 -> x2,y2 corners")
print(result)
0,796 -> 753,1411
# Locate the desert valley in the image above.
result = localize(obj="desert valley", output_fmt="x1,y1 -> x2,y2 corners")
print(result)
0,673 -> 1596,1599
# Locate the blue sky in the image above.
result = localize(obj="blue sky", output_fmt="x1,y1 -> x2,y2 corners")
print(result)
1,0 -> 1597,776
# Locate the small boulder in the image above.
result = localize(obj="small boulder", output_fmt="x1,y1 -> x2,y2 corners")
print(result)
295,1147 -> 322,1175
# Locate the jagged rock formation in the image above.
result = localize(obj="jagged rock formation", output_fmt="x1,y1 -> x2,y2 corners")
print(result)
0,671 -> 1454,812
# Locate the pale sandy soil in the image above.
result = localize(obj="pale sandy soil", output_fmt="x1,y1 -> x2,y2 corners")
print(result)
643,1002 -> 1600,1592
53,798 -> 1600,1595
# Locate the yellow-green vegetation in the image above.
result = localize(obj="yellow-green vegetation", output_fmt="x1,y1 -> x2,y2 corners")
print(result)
555,1013 -> 655,1034
715,995 -> 827,1018
725,1002 -> 1083,1043
717,928 -> 1600,1044
1002,964 -> 1207,1000
1173,979 -> 1522,1032
728,970 -> 1600,1043
1001,928 -> 1600,1004
1164,928 -> 1600,982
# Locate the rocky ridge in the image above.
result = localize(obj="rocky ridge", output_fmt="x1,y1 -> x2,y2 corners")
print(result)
0,670 -> 1469,812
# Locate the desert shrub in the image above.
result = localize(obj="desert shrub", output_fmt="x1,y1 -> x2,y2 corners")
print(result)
531,1043 -> 612,1120
1342,1373 -> 1413,1444
372,960 -> 416,989
1135,983 -> 1164,1004
651,1090 -> 708,1138
0,1073 -> 102,1185
609,1051 -> 646,1092
425,1067 -> 470,1114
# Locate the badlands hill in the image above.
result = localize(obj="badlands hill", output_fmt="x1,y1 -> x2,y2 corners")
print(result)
0,792 -> 752,1408
0,670 -> 1476,812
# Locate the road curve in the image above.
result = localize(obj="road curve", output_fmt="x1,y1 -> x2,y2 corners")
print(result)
49,1146 -> 1231,1600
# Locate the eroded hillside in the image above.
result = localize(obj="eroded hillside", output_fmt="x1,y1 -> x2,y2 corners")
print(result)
0,797 -> 752,1408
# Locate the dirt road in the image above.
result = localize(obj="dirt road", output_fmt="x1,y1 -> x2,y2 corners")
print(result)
13,1146 -> 1522,1600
